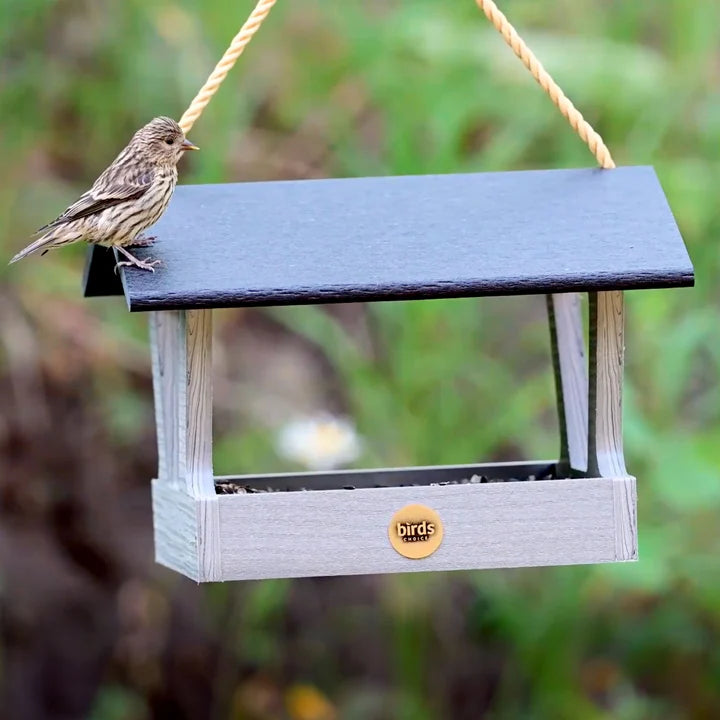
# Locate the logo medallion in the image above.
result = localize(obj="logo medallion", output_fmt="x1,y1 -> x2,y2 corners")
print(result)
388,504 -> 444,559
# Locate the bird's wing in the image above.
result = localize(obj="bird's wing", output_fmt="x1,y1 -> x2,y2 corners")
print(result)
37,169 -> 155,232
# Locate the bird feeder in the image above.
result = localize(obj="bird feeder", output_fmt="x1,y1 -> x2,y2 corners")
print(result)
83,165 -> 693,582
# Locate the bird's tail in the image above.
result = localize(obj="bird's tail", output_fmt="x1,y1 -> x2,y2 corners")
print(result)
9,233 -> 56,264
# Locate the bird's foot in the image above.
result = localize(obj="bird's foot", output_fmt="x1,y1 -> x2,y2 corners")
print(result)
114,258 -> 162,274
114,245 -> 162,273
127,235 -> 156,248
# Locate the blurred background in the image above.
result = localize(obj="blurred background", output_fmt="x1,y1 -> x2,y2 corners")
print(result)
1,1 -> 719,718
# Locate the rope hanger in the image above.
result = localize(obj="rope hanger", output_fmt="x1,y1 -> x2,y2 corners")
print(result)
179,0 -> 615,169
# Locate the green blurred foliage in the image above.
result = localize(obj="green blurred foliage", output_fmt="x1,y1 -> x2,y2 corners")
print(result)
2,0 -> 720,717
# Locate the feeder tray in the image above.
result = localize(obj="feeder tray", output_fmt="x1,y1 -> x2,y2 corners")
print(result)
84,165 -> 693,582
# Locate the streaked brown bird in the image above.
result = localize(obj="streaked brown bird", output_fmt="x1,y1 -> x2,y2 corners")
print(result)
10,116 -> 198,272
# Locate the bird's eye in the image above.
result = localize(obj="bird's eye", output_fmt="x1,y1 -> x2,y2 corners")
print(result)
165,138 -> 174,145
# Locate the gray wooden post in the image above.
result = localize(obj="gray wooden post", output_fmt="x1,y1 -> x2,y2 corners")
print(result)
547,293 -> 589,476
587,291 -> 627,478
150,309 -> 215,494
587,291 -> 635,560
150,309 -> 221,580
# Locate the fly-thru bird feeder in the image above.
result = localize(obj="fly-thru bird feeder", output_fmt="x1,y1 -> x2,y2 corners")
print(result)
83,166 -> 693,582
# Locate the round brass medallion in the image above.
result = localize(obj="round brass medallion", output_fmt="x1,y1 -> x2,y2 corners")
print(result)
388,504 -> 444,559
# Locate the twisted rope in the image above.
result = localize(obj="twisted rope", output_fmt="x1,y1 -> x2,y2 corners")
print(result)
178,0 -> 614,169
178,0 -> 277,135
475,0 -> 615,169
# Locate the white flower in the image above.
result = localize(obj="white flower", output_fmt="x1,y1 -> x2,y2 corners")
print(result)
276,414 -> 362,470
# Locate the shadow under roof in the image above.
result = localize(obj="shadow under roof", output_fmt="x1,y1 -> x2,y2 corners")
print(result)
83,165 -> 693,311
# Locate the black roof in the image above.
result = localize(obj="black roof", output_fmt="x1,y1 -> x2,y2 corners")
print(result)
83,166 -> 693,311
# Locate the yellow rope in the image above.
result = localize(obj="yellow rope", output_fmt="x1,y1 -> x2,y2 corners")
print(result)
178,0 -> 614,169
475,0 -> 615,169
178,0 -> 278,135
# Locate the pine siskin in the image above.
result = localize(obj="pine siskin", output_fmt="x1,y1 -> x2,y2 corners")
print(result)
10,116 -> 198,272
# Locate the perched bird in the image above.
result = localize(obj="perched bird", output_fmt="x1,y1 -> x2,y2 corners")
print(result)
10,116 -> 198,272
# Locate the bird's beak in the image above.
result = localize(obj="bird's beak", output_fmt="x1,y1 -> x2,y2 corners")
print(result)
181,138 -> 199,151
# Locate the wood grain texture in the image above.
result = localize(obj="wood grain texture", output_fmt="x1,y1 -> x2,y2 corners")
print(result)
152,479 -> 199,581
149,309 -> 215,497
151,461 -> 638,581
82,166 -> 693,310
613,476 -> 637,561
547,293 -> 589,475
588,291 -> 628,477
184,310 -> 215,498
152,481 -> 222,581
197,497 -> 222,581
150,311 -> 185,488
213,476 -> 636,581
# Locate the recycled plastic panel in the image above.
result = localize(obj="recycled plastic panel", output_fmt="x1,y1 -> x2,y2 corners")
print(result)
82,166 -> 693,310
